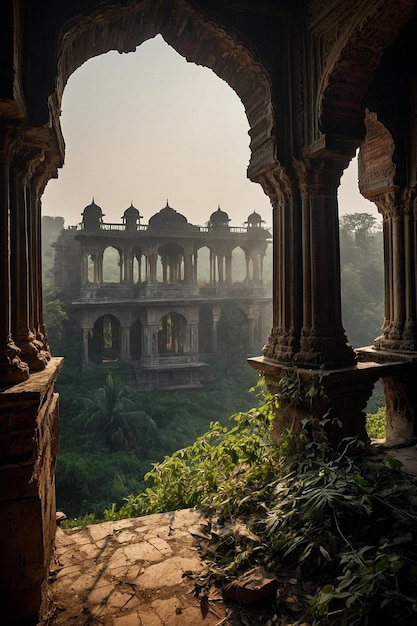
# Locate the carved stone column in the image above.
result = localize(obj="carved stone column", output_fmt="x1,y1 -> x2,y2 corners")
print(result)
356,111 -> 417,441
261,158 -> 355,368
261,164 -> 303,364
28,156 -> 51,358
0,127 -> 29,386
294,157 -> 356,368
148,251 -> 157,283
372,189 -> 417,351
250,158 -> 369,441
10,147 -> 47,372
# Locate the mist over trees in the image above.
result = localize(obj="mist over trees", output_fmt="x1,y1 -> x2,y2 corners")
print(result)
339,212 -> 383,348
41,212 -> 385,518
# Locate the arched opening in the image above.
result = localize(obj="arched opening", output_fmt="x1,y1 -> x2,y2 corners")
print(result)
158,311 -> 187,356
103,246 -> 122,283
157,242 -> 184,284
195,246 -> 211,284
233,246 -> 248,283
91,314 -> 121,362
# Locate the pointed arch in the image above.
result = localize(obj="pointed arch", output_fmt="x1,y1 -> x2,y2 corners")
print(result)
56,0 -> 274,179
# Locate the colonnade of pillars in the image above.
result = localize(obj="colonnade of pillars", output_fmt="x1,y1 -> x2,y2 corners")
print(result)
81,245 -> 265,286
261,154 -> 356,369
0,127 -> 53,387
252,151 -> 417,442
372,190 -> 417,352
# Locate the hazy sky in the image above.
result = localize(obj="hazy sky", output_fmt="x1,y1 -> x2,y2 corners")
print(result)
41,35 -> 377,228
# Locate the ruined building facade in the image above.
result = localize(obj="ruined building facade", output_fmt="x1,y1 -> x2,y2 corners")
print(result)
1,0 -> 417,623
53,201 -> 271,389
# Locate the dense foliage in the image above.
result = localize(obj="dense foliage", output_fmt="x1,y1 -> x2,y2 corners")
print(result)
340,212 -> 384,349
41,211 -> 388,520
55,355 -> 259,518
102,385 -> 417,625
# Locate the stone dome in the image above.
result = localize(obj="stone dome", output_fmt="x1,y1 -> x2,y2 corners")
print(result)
81,199 -> 104,229
208,206 -> 230,229
82,199 -> 103,218
123,203 -> 142,231
246,211 -> 263,227
148,201 -> 188,231
122,203 -> 142,220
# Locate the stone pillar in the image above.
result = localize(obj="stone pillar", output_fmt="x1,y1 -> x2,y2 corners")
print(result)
261,158 -> 355,368
251,157 -> 364,440
382,369 -> 417,444
82,328 -> 90,364
261,165 -> 303,364
82,253 -> 88,284
212,310 -> 221,352
225,254 -> 232,284
372,190 -> 417,351
10,147 -> 48,372
295,158 -> 355,368
217,254 -> 224,283
120,326 -> 131,360
123,248 -> 133,283
245,251 -> 250,282
149,251 -> 157,283
251,252 -> 260,282
28,160 -> 51,357
210,251 -> 216,285
0,127 -> 29,386
184,253 -> 193,283
189,321 -> 199,355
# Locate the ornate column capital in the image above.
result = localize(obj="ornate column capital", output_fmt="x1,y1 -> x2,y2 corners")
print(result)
293,155 -> 348,198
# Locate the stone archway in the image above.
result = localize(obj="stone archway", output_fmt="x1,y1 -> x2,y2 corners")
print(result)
55,0 -> 275,183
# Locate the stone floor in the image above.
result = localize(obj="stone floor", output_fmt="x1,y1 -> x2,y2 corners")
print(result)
42,509 -> 230,626
41,443 -> 417,626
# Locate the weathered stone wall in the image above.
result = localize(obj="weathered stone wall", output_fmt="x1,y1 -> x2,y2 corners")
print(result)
0,359 -> 63,624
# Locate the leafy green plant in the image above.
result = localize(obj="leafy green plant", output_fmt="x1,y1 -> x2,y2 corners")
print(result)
104,379 -> 278,520
103,380 -> 417,625
80,373 -> 156,452
366,406 -> 386,439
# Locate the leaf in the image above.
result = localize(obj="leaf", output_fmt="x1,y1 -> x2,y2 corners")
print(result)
319,545 -> 331,561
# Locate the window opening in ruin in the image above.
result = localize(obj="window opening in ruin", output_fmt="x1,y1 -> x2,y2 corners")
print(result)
158,312 -> 187,356
91,314 -> 120,362
232,246 -> 247,283
102,246 -> 122,283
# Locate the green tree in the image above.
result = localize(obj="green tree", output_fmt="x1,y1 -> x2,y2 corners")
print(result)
81,374 -> 156,452
340,213 -> 384,348
42,274 -> 68,351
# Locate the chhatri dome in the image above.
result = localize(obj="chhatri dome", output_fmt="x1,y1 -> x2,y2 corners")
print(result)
208,205 -> 230,229
148,200 -> 188,231
122,203 -> 143,231
246,211 -> 264,228
81,198 -> 104,229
